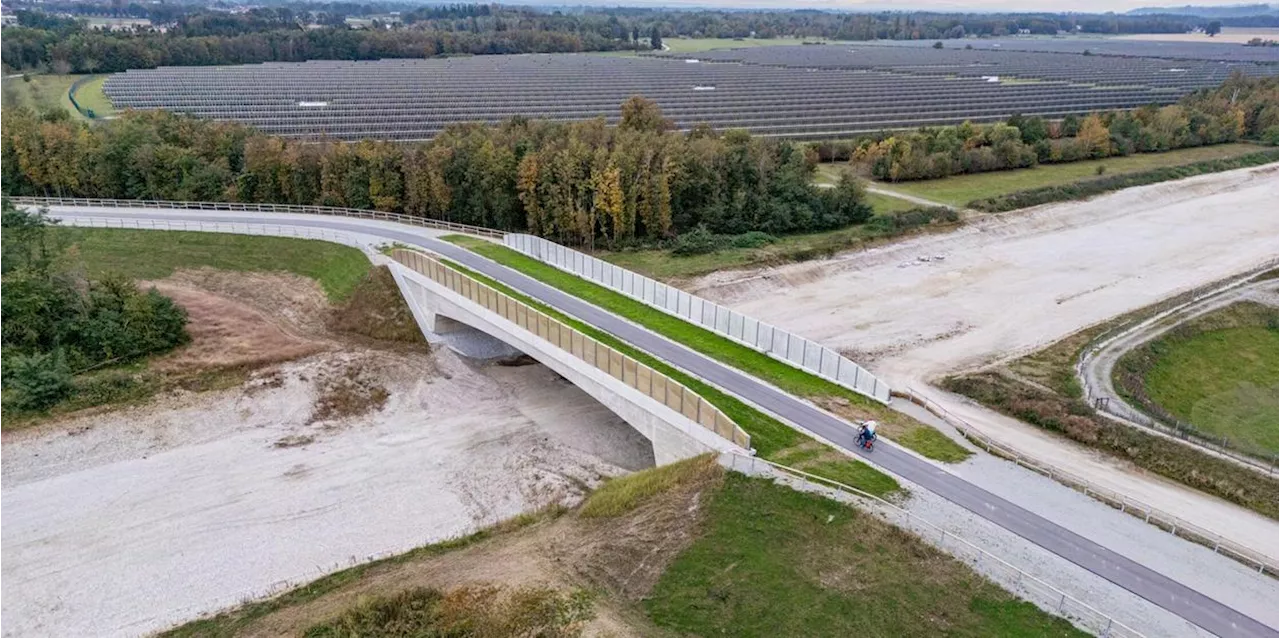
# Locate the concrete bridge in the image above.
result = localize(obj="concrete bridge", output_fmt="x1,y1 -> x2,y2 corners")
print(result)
14,199 -> 1279,638
390,248 -> 751,466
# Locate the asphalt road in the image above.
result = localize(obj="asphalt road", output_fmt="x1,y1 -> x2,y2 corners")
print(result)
46,208 -> 1278,638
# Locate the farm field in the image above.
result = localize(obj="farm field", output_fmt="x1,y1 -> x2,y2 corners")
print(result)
1117,27 -> 1280,45
1131,303 -> 1279,456
100,43 -> 1273,142
863,143 -> 1268,208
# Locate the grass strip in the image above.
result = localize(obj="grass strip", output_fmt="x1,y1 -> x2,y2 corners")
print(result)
967,149 -> 1278,212
436,257 -> 901,498
441,236 -> 970,464
646,472 -> 1089,637
1114,302 -> 1278,458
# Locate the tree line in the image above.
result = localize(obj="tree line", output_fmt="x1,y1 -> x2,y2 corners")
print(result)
1,97 -> 871,247
1,202 -> 189,412
841,74 -> 1277,182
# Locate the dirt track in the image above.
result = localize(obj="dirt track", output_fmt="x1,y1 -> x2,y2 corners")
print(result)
691,164 -> 1280,557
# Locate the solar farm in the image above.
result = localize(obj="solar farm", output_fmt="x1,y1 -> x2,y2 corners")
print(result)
102,42 -> 1278,141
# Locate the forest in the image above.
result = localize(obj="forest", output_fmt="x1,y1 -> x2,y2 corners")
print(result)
4,3 -> 1274,73
837,74 -> 1278,181
1,97 -> 870,247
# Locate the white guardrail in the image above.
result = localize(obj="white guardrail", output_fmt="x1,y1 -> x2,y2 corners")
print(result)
898,388 -> 1279,578
33,215 -> 367,248
8,197 -> 506,240
504,233 -> 891,404
722,452 -> 1145,638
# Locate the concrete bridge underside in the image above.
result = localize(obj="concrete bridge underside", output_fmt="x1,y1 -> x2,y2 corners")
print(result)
389,259 -> 745,466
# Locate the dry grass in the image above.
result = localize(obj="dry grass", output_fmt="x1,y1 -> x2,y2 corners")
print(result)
303,585 -> 595,638
147,280 -> 326,373
580,454 -> 723,518
329,266 -> 427,347
310,363 -> 391,424
942,372 -> 1279,518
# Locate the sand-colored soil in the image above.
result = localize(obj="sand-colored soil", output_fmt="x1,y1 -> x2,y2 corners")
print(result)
1,271 -> 656,638
690,165 -> 1280,557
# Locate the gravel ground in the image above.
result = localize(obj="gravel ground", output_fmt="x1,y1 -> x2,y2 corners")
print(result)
1,349 -> 655,638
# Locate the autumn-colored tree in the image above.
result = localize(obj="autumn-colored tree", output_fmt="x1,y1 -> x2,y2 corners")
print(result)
1076,114 -> 1112,158
593,160 -> 625,242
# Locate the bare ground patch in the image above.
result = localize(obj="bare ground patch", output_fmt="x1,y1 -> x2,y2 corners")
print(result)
208,460 -> 722,638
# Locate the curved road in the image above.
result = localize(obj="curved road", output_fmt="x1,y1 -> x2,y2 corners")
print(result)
44,206 -> 1278,638
1080,277 -> 1279,470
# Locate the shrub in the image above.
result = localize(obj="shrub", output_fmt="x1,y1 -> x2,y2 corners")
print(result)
730,231 -> 778,249
933,41 -> 944,49
5,350 -> 74,412
1095,164 -> 1107,175
1262,125 -> 1279,146
671,225 -> 726,256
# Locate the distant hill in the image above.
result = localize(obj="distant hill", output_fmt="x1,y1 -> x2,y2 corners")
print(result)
1127,4 -> 1280,17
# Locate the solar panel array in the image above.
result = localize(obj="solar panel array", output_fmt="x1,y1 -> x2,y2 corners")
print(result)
852,37 -> 1280,64
103,44 -> 1276,142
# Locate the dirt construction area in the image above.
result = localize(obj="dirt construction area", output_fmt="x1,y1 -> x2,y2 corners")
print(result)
1,271 -> 655,638
691,165 -> 1280,558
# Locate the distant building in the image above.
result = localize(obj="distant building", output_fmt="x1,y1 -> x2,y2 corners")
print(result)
0,13 -> 18,28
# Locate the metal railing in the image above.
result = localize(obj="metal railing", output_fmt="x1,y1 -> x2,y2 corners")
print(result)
721,451 -> 1145,638
504,233 -> 891,404
9,196 -> 506,240
41,215 -> 365,247
897,388 -> 1279,578
391,249 -> 752,451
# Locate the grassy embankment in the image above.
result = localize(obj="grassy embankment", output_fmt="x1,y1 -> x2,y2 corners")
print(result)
163,456 -> 1086,638
1,228 -> 375,428
1,73 -> 114,120
69,75 -> 115,118
942,279 -> 1280,519
440,235 -> 970,465
861,143 -> 1270,208
436,256 -> 902,498
52,227 -> 370,301
1115,302 -> 1279,458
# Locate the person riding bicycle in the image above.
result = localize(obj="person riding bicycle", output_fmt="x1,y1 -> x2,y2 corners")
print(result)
857,420 -> 878,448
